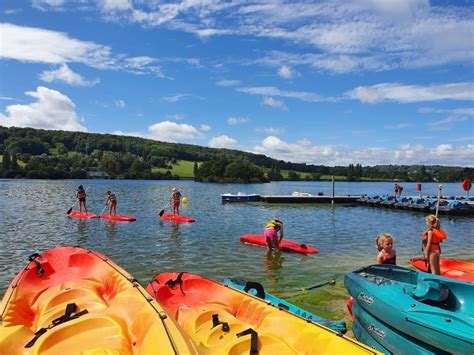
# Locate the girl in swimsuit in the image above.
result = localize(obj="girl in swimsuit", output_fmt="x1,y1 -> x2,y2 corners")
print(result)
376,233 -> 396,265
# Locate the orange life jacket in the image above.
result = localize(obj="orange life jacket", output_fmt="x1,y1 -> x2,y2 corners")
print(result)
422,228 -> 447,252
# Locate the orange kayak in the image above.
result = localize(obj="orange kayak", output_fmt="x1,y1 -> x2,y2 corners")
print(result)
146,272 -> 379,354
0,246 -> 196,354
409,257 -> 474,283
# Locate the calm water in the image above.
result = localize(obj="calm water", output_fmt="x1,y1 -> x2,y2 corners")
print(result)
1,179 -> 472,297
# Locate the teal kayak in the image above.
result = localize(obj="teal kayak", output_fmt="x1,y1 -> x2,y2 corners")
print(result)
222,278 -> 347,334
344,264 -> 474,354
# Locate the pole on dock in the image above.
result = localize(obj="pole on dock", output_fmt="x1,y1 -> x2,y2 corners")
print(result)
435,184 -> 443,218
332,175 -> 335,204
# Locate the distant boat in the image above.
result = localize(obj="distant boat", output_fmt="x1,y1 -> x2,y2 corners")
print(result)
221,192 -> 261,202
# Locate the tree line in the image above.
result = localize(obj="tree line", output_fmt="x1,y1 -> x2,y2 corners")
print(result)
0,126 -> 472,182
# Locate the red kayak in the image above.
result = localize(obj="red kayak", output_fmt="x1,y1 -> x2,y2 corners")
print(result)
160,213 -> 195,223
409,257 -> 474,283
99,214 -> 136,222
67,210 -> 97,219
240,234 -> 318,254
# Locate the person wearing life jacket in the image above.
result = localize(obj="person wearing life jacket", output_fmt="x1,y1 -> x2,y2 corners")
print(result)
171,187 -> 182,215
106,191 -> 117,216
375,233 -> 397,265
264,219 -> 284,251
76,185 -> 88,214
422,214 -> 447,275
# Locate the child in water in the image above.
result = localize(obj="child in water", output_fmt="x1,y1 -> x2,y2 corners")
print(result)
264,220 -> 284,251
105,191 -> 117,215
376,233 -> 396,265
422,215 -> 447,275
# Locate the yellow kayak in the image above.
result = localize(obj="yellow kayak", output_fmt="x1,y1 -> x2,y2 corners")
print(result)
0,246 -> 196,354
147,272 -> 380,354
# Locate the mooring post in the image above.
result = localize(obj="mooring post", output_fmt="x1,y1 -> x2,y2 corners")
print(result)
332,175 -> 335,204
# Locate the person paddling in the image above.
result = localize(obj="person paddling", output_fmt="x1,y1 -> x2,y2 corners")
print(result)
171,187 -> 182,215
76,185 -> 88,214
264,219 -> 284,251
105,191 -> 117,216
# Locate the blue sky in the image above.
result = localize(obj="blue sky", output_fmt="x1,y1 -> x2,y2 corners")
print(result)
0,0 -> 473,166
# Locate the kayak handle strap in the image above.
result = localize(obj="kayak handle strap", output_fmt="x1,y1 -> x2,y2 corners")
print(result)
212,314 -> 230,332
244,281 -> 266,299
165,272 -> 185,294
236,328 -> 259,355
25,303 -> 88,348
28,253 -> 45,277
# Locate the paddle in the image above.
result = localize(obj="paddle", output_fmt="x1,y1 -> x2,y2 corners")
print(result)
159,199 -> 171,217
67,185 -> 91,215
435,183 -> 443,218
99,203 -> 108,216
283,279 -> 336,298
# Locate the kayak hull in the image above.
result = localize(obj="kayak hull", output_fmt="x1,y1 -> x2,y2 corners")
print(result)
222,277 -> 347,333
240,234 -> 318,254
344,264 -> 474,354
146,272 -> 378,354
160,213 -> 195,223
99,213 -> 136,222
409,257 -> 474,283
67,210 -> 97,219
0,246 -> 196,354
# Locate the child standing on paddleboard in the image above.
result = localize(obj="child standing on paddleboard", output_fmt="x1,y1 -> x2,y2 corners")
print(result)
422,215 -> 447,275
171,187 -> 182,215
105,191 -> 117,215
375,233 -> 396,265
264,220 -> 284,251
76,185 -> 88,214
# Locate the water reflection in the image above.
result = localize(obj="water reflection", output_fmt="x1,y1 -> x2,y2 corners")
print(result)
105,220 -> 117,238
264,250 -> 284,285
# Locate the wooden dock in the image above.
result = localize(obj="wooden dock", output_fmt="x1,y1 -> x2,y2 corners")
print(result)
260,195 -> 361,203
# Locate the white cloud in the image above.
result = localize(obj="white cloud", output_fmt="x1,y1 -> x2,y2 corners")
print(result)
227,116 -> 248,125
278,65 -> 296,79
0,23 -> 115,69
114,99 -> 125,108
32,0 -> 65,11
0,86 -> 87,131
428,115 -> 469,127
252,136 -> 474,167
418,107 -> 474,115
165,113 -> 184,120
384,123 -> 412,129
39,64 -> 100,86
208,135 -> 237,148
147,121 -> 202,142
216,79 -> 241,86
99,0 -> 131,11
348,82 -> 474,104
262,97 -> 287,110
200,124 -> 211,131
256,127 -> 284,136
237,86 -> 335,102
163,94 -> 192,102
0,23 -> 166,77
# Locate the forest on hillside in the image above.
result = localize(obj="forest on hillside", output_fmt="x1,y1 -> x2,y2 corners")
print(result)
0,126 -> 472,182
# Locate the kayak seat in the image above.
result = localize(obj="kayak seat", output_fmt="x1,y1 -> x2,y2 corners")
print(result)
410,280 -> 449,303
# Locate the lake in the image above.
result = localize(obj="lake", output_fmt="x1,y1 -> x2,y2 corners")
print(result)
1,179 -> 472,297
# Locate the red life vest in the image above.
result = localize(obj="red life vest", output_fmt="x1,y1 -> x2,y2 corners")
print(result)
422,228 -> 447,252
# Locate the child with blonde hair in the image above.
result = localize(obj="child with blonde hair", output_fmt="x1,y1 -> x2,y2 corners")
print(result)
422,215 -> 447,275
376,233 -> 396,265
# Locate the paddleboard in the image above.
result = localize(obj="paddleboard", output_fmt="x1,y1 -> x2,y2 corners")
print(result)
99,214 -> 136,222
68,210 -> 97,219
409,257 -> 474,283
240,234 -> 318,254
160,213 -> 195,223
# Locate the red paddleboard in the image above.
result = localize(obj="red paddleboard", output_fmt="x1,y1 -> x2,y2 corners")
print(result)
160,213 -> 195,223
68,210 -> 97,219
99,214 -> 136,222
409,257 -> 474,283
240,234 -> 318,254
